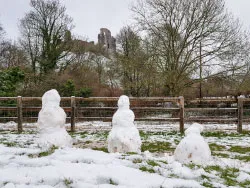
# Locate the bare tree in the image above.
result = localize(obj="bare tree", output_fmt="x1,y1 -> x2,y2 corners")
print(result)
116,26 -> 157,96
0,41 -> 27,68
0,23 -> 4,40
0,22 -> 5,66
19,0 -> 74,74
132,0 -> 249,96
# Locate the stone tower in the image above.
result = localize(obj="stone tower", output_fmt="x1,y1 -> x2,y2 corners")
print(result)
98,28 -> 116,53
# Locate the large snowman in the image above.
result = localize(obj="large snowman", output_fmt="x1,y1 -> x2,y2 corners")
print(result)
108,95 -> 141,153
174,123 -> 211,165
37,89 -> 72,148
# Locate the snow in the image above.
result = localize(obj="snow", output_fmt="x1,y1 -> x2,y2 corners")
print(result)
37,89 -> 72,148
1,119 -> 250,133
174,123 -> 211,165
108,95 -> 141,153
237,171 -> 250,182
0,144 -> 201,188
1,124 -> 250,187
1,95 -> 250,188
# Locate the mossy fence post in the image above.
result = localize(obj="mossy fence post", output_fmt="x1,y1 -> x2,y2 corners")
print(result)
17,96 -> 23,133
179,96 -> 184,133
71,96 -> 76,132
237,97 -> 243,133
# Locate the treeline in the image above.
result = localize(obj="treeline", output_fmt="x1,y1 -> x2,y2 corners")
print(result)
1,0 -> 250,98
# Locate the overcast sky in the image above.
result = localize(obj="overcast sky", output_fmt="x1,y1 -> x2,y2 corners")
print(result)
0,0 -> 249,42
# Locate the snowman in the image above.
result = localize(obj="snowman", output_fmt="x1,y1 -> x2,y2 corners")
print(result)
174,123 -> 211,165
37,89 -> 72,148
108,95 -> 141,153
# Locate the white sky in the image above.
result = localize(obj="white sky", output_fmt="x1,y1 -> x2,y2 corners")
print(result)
0,0 -> 249,42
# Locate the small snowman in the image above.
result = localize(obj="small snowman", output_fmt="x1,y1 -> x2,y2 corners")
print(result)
108,95 -> 141,153
174,123 -> 211,165
37,89 -> 72,148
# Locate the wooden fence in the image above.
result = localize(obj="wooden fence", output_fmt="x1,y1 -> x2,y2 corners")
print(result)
0,96 -> 249,133
0,96 -> 184,133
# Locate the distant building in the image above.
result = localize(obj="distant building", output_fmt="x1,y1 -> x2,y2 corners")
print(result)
64,28 -> 116,54
98,28 -> 116,53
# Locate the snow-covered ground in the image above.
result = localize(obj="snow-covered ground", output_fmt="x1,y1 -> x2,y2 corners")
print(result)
0,122 -> 250,187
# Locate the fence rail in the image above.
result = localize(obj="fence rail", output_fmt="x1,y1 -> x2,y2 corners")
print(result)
0,96 -> 249,133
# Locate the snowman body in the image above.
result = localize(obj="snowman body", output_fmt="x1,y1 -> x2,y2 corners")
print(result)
37,89 -> 72,147
108,95 -> 141,153
174,123 -> 211,164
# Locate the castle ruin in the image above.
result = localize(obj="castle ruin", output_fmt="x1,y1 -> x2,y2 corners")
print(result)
98,28 -> 116,53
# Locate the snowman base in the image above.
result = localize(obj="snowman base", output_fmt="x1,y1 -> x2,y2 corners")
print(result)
108,127 -> 141,153
37,128 -> 72,148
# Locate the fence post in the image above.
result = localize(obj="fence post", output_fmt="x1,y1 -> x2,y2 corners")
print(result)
17,96 -> 23,133
71,96 -> 76,132
237,97 -> 243,133
179,96 -> 184,133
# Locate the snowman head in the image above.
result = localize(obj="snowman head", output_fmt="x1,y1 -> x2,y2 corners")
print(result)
118,95 -> 130,109
185,123 -> 203,136
42,89 -> 61,107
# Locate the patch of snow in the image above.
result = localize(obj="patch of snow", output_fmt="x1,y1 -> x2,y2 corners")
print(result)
237,171 -> 250,182
0,144 -> 202,188
1,123 -> 250,187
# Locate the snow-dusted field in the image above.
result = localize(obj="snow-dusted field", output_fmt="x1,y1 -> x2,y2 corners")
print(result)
0,122 -> 250,188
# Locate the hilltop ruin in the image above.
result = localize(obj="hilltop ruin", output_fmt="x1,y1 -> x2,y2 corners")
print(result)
98,28 -> 116,53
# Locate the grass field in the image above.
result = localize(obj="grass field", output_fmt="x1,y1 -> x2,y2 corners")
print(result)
0,126 -> 250,187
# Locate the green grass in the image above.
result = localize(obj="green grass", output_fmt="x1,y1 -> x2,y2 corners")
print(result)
212,152 -> 229,158
173,139 -> 180,144
94,131 -> 109,139
139,166 -> 155,173
126,152 -> 138,155
28,145 -> 58,158
84,140 -> 92,144
204,165 -> 239,186
109,178 -> 118,185
239,180 -> 250,187
209,143 -> 226,151
139,130 -> 180,139
186,163 -> 201,169
141,141 -> 173,153
229,146 -> 250,154
0,130 -> 37,135
147,160 -> 160,167
220,167 -> 239,186
79,131 -> 89,138
202,180 -> 213,188
22,131 -> 37,134
234,155 -> 250,162
204,165 -> 223,173
132,158 -> 142,163
158,160 -> 168,164
38,145 -> 58,157
139,131 -> 150,140
3,142 -> 17,147
64,178 -> 73,187
69,131 -> 88,138
92,147 -> 108,153
0,138 -> 7,142
202,131 -> 250,138
169,173 -> 178,178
